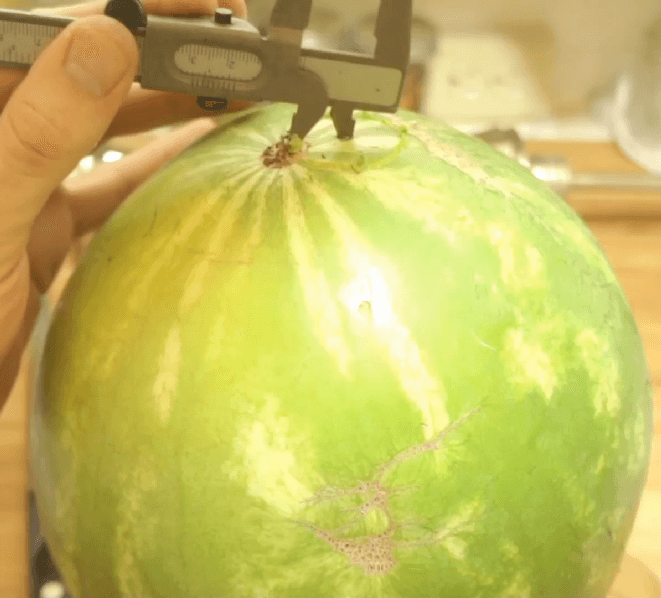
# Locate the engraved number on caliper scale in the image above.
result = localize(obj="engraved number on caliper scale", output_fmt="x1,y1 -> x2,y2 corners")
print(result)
1,21 -> 58,63
174,45 -> 262,80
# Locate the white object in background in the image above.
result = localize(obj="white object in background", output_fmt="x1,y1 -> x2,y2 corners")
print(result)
603,17 -> 661,175
40,581 -> 65,598
421,34 -> 550,127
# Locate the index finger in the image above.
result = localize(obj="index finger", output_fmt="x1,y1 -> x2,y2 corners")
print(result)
0,0 -> 247,105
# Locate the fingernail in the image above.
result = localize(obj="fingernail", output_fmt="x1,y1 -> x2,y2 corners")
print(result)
64,26 -> 130,97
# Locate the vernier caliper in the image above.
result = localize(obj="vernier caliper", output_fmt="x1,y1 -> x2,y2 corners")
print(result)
0,0 -> 411,140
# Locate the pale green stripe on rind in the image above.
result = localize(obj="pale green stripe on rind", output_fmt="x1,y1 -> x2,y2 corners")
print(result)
302,175 -> 451,435
179,167 -> 266,312
386,112 -> 621,291
151,323 -> 182,425
282,169 -> 352,377
321,167 -> 462,246
576,328 -> 621,416
222,392 -> 320,512
96,160 -> 260,381
114,451 -> 159,597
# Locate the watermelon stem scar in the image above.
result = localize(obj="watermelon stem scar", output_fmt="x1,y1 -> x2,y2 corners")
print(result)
262,133 -> 310,168
295,406 -> 483,576
262,112 -> 410,172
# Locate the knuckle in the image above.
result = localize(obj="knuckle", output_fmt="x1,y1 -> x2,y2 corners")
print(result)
2,97 -> 70,176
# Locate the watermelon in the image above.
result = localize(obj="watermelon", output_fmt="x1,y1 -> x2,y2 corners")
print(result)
32,102 -> 654,598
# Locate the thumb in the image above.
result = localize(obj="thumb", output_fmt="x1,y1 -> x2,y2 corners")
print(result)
0,14 -> 138,266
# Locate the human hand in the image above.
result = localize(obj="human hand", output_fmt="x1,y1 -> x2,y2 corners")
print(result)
0,0 -> 251,410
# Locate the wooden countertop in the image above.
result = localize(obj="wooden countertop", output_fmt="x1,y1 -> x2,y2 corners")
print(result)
1,140 -> 660,598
